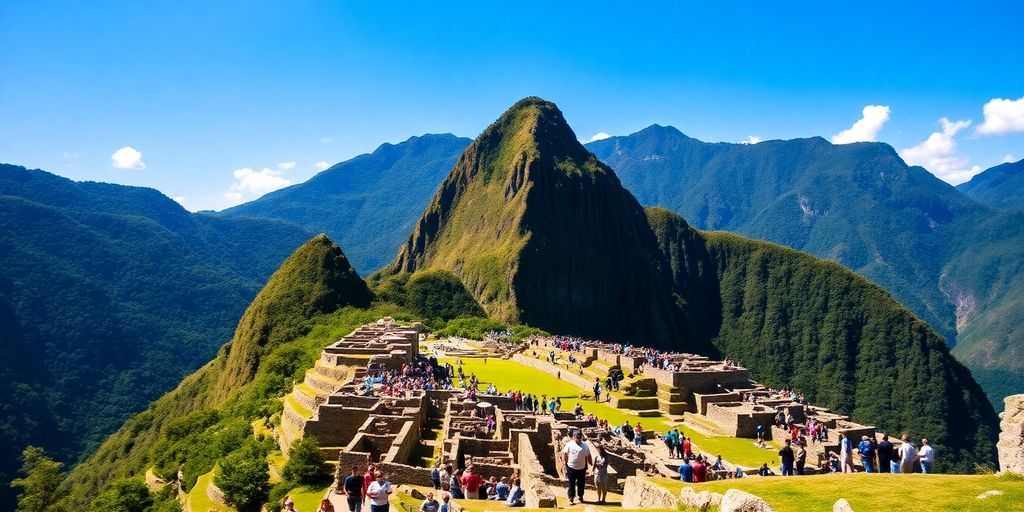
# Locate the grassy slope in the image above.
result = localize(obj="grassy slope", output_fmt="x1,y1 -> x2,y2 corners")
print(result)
651,474 -> 1024,512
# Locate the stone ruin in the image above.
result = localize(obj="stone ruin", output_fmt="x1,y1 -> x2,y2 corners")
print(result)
999,394 -> 1024,476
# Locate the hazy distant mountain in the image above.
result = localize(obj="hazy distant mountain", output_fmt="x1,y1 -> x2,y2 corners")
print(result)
957,158 -> 1024,210
221,134 -> 471,274
0,164 -> 312,508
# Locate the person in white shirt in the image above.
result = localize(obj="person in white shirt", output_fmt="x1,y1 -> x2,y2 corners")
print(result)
366,471 -> 393,512
918,438 -> 935,473
561,430 -> 592,504
898,434 -> 917,474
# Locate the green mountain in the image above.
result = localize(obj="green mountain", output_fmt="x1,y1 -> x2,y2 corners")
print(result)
376,97 -> 700,350
585,128 -> 1024,406
647,208 -> 997,471
60,235 -> 395,510
957,158 -> 1024,210
0,164 -> 313,508
221,134 -> 471,274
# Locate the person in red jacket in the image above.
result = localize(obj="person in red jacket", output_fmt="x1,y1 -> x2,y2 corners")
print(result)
460,465 -> 484,499
691,458 -> 705,483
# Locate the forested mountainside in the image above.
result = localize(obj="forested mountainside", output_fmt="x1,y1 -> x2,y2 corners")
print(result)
586,129 -> 1024,407
221,134 -> 470,274
0,164 -> 312,508
956,158 -> 1024,210
646,207 -> 998,472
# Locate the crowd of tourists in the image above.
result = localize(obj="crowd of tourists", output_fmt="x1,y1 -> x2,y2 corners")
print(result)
428,462 -> 526,506
363,360 -> 456,397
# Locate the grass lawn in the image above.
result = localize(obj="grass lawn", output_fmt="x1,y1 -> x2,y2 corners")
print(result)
439,357 -> 776,468
285,484 -> 332,511
286,392 -> 313,419
649,473 -> 1024,512
188,469 -> 228,512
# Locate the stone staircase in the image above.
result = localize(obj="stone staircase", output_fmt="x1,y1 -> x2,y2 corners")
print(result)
278,351 -> 354,453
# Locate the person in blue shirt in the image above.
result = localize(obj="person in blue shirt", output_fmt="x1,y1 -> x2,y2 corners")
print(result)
678,458 -> 694,483
857,435 -> 876,473
506,478 -> 525,507
493,477 -> 509,500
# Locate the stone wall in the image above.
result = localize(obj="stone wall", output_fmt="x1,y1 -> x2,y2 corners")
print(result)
516,433 -> 558,508
620,477 -> 678,509
693,391 -> 741,415
999,394 -> 1024,475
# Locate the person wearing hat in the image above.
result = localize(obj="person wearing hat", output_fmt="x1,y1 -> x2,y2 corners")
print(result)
561,429 -> 592,504
284,498 -> 298,511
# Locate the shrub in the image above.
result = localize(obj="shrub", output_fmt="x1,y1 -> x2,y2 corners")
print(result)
214,449 -> 270,512
90,478 -> 152,512
283,437 -> 329,485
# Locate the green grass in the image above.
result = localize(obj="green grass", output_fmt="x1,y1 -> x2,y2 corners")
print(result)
188,469 -> 228,512
649,473 -> 1024,512
286,393 -> 313,419
286,484 -> 333,511
440,357 -> 776,468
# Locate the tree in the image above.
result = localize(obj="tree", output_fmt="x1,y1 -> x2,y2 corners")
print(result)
214,450 -> 270,512
282,437 -> 328,485
90,478 -> 152,512
11,446 -> 64,512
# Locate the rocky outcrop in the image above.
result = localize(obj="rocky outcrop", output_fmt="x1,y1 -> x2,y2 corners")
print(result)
719,489 -> 775,512
679,486 -> 723,511
834,498 -> 855,512
620,477 -> 678,509
999,394 -> 1024,475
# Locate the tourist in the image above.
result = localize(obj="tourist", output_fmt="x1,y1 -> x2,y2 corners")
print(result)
712,455 -> 724,472
419,491 -> 439,512
756,424 -> 765,442
439,494 -> 451,512
634,423 -> 644,446
561,429 -> 592,504
485,477 -> 498,499
678,457 -> 693,483
319,497 -> 336,512
692,456 -> 706,483
758,463 -> 773,477
440,465 -> 452,491
594,445 -> 610,503
343,466 -> 364,512
366,471 -> 393,512
795,441 -> 806,476
734,466 -> 744,478
858,435 -> 876,473
461,465 -> 484,499
839,433 -> 854,473
663,429 -> 676,457
506,477 -> 525,507
495,477 -> 509,501
779,439 -> 795,476
919,438 -> 935,474
541,395 -> 548,414
593,379 -> 602,402
682,436 -> 692,458
877,434 -> 894,473
362,464 -> 375,501
430,462 -> 442,490
573,402 -> 584,419
898,434 -> 917,474
449,470 -> 465,499
549,397 -> 557,415
284,499 -> 298,511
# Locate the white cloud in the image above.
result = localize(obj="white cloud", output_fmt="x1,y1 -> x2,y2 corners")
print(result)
742,135 -> 762,144
976,96 -> 1024,135
900,118 -> 981,184
1005,154 -> 1017,163
277,161 -> 296,170
223,167 -> 291,206
172,196 -> 187,205
320,137 -> 334,144
831,105 -> 891,144
111,146 -> 146,170
315,161 -> 330,170
588,132 -> 612,142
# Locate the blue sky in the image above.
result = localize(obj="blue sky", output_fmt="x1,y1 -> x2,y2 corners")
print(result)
2,1 -> 1022,211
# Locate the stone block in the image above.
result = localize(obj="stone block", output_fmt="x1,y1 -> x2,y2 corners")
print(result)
720,489 -> 775,512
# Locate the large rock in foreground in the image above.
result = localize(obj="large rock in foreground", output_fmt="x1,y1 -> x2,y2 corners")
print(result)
999,394 -> 1024,475
720,489 -> 775,512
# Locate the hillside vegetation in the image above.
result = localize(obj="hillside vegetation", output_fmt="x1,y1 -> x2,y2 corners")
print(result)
0,164 -> 312,508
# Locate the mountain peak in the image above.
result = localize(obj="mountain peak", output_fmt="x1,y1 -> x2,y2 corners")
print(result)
380,99 -> 696,347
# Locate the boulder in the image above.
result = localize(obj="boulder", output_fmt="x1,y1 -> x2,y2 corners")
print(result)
620,477 -> 679,509
977,490 -> 1004,500
679,486 -> 723,511
998,394 -> 1024,476
719,489 -> 775,512
834,498 -> 855,512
